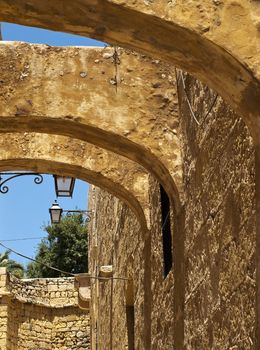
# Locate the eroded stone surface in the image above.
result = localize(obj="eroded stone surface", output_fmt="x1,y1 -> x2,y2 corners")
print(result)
0,42 -> 182,212
178,74 -> 256,349
88,73 -> 256,349
0,1 -> 259,141
0,269 -> 90,350
0,6 -> 257,348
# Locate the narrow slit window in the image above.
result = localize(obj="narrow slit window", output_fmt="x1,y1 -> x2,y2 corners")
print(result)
160,185 -> 173,277
125,280 -> 135,350
126,306 -> 135,350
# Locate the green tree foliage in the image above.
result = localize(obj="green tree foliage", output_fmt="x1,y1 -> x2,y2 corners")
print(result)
0,250 -> 24,278
27,214 -> 88,278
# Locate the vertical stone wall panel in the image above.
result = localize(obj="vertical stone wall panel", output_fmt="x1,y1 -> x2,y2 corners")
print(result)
179,74 -> 256,349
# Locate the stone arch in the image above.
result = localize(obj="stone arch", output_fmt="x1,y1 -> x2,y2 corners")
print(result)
1,3 -> 259,348
0,132 -> 150,231
0,43 -> 183,214
0,1 -> 260,142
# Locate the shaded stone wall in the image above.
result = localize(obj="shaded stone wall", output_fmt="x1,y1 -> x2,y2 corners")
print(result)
0,269 -> 90,350
88,180 -> 175,350
178,73 -> 256,349
148,177 -> 175,349
88,187 -> 141,349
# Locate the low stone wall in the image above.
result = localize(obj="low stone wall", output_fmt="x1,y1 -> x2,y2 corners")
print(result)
51,307 -> 90,350
8,274 -> 78,307
0,268 -> 90,350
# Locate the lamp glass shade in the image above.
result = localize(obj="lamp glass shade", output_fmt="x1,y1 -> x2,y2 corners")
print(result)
49,200 -> 63,224
53,176 -> 75,197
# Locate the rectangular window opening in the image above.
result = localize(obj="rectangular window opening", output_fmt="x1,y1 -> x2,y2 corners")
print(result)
125,279 -> 135,350
159,185 -> 173,278
126,305 -> 135,350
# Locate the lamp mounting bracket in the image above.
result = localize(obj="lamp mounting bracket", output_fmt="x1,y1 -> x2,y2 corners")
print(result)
0,172 -> 43,194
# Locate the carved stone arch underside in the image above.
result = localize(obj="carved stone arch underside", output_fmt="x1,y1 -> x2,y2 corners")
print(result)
0,132 -> 150,231
0,1 -> 259,142
0,43 -> 183,213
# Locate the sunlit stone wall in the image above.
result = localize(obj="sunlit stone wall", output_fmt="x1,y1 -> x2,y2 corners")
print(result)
0,268 -> 90,350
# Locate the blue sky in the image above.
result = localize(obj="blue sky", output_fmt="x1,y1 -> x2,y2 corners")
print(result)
1,22 -> 105,46
0,22 -> 105,268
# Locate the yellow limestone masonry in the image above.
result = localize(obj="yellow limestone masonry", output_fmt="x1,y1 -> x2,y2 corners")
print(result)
0,268 -> 90,350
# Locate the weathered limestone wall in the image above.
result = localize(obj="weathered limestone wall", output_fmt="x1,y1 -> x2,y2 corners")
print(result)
148,177 -> 175,349
88,186 -> 146,349
0,269 -> 90,350
88,180 -> 175,350
7,300 -> 53,350
0,270 -> 9,350
6,300 -> 90,350
88,72 -> 256,349
9,275 -> 78,307
178,73 -> 256,349
88,186 -> 138,349
50,307 -> 90,350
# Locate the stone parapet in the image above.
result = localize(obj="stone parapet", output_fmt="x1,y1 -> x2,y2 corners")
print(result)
0,270 -> 90,350
8,274 -> 79,308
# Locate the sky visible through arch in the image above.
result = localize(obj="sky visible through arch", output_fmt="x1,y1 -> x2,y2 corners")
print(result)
0,23 -> 105,268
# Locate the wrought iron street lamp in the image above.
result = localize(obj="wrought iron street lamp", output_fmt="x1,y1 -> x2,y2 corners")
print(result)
49,200 -> 91,224
49,200 -> 63,224
0,172 -> 88,225
0,173 -> 76,197
53,175 -> 75,197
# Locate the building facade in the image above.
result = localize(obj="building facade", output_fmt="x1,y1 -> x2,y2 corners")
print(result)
0,2 -> 259,347
88,73 -> 256,349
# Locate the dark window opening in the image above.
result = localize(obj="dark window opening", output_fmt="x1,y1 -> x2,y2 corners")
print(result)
125,280 -> 135,350
160,185 -> 173,277
126,305 -> 135,350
